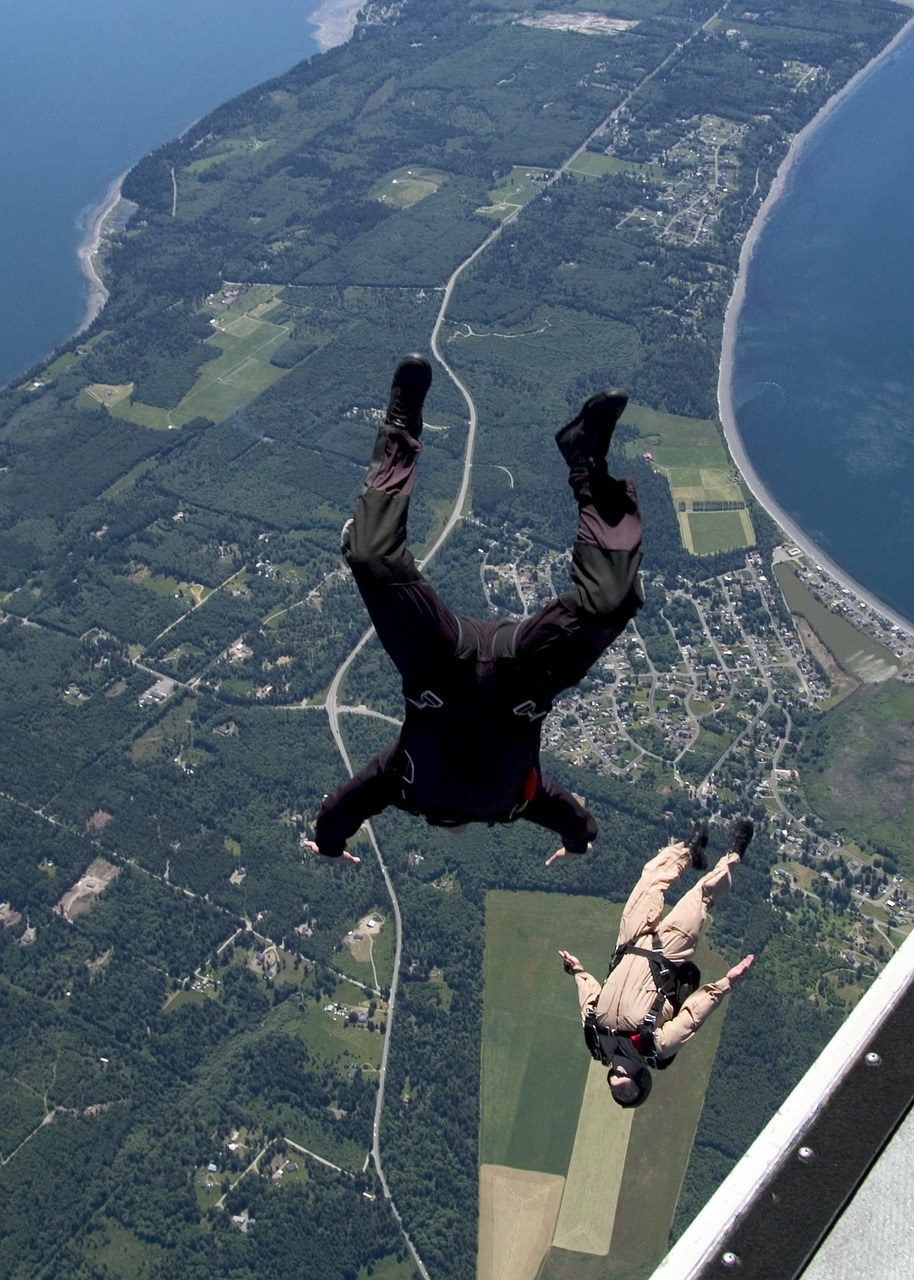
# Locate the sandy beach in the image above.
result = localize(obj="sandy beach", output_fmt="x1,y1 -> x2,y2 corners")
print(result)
718,14 -> 914,637
76,172 -> 129,333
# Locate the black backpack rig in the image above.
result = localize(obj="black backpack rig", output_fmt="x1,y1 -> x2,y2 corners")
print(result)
583,936 -> 701,1070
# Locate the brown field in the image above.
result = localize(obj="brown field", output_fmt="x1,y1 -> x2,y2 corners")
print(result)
478,1166 -> 565,1280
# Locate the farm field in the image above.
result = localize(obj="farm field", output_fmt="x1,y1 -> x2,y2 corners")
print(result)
624,405 -> 753,552
481,891 -> 726,1280
109,310 -> 291,428
799,680 -> 914,876
688,508 -> 752,555
568,153 -> 663,183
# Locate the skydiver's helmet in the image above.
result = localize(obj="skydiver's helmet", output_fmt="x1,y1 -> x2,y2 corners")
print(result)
608,1065 -> 653,1109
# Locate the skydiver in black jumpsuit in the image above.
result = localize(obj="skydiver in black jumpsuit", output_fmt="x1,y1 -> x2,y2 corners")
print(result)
304,356 -> 643,865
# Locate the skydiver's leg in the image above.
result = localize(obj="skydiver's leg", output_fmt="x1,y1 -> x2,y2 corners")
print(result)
343,357 -> 460,678
509,441 -> 643,697
615,842 -> 691,952
656,852 -> 738,964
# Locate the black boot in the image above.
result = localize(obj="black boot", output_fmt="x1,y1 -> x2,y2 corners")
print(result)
363,355 -> 431,492
555,389 -> 628,467
727,817 -> 754,859
385,354 -> 432,436
687,818 -> 709,870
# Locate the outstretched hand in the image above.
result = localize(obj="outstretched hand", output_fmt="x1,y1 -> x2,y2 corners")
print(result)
726,954 -> 754,985
302,839 -> 360,865
558,949 -> 583,975
545,842 -> 593,868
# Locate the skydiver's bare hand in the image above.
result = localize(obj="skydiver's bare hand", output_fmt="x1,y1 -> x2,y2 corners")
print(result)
726,954 -> 754,985
558,949 -> 583,975
545,843 -> 592,867
302,839 -> 360,865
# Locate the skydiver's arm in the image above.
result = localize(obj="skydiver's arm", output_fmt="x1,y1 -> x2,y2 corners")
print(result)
653,978 -> 732,1057
558,951 -> 602,1017
311,743 -> 400,858
653,956 -> 753,1056
523,775 -> 597,858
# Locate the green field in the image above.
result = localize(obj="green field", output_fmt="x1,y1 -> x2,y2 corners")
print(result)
101,455 -> 158,497
111,311 -> 291,428
624,405 -> 753,553
478,167 -> 552,221
334,908 -> 397,990
481,891 -> 605,1173
800,681 -> 914,875
688,509 -> 752,555
482,890 -> 727,1277
774,563 -> 898,681
568,154 -> 663,183
84,1225 -> 162,1279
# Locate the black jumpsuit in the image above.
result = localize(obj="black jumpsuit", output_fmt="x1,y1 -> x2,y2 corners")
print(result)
313,415 -> 643,857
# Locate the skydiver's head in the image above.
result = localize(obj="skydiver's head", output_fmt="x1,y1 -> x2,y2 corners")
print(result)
607,1063 -> 652,1108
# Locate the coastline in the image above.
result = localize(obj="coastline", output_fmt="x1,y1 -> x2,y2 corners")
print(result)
73,0 -> 363,340
76,172 -> 128,334
718,14 -> 914,637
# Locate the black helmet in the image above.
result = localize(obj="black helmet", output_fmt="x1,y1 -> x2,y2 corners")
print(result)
608,1065 -> 653,1108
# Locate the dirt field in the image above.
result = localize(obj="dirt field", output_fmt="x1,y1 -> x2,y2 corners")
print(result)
478,1166 -> 565,1280
55,858 -> 120,921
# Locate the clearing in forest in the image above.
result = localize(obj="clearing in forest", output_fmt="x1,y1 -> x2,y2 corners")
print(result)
107,307 -> 291,429
372,165 -> 449,209
477,167 -> 551,221
54,858 -> 121,921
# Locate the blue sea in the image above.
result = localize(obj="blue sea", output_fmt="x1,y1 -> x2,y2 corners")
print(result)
0,0 -> 323,388
731,22 -> 914,628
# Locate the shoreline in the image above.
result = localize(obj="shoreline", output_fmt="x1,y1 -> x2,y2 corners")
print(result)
72,0 -> 364,339
718,14 -> 914,637
76,171 -> 128,334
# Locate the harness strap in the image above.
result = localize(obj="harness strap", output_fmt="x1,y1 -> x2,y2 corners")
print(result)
606,936 -> 679,1029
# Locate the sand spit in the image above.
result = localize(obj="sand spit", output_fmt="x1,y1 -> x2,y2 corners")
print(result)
718,14 -> 914,635
76,172 -> 133,333
310,0 -> 364,50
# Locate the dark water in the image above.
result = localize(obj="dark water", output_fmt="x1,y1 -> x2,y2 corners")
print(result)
1,0 -> 322,387
731,24 -> 914,626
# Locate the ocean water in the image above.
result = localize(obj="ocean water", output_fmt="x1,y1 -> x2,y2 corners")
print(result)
731,24 -> 914,627
0,0 -> 323,388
